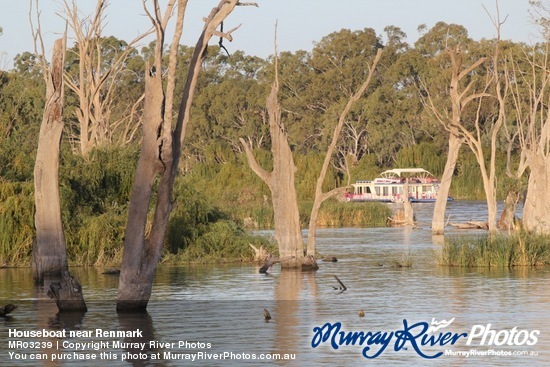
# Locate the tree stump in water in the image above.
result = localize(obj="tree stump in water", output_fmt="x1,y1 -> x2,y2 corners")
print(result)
387,181 -> 415,227
47,271 -> 87,312
498,189 -> 520,231
301,255 -> 319,271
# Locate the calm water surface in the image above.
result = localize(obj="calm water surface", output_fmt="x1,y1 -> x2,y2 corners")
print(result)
1,201 -> 549,366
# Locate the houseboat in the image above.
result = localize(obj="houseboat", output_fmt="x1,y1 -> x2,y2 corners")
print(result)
345,168 -> 450,203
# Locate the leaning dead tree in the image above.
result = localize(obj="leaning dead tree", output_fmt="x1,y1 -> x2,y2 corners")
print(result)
306,48 -> 382,256
424,47 -> 488,235
428,9 -> 507,234
117,0 -> 254,311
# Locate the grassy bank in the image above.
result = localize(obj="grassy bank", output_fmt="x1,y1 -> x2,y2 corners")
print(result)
437,233 -> 550,267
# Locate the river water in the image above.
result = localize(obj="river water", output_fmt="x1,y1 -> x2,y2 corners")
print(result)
1,201 -> 549,366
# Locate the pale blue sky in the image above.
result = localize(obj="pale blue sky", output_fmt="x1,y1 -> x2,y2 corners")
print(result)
0,0 -> 541,70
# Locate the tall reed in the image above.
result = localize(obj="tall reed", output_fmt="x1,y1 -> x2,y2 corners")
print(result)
316,201 -> 391,227
437,233 -> 550,267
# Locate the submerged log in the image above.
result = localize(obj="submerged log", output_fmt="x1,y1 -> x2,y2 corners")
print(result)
259,254 -> 319,273
102,268 -> 121,275
332,275 -> 347,291
47,271 -> 87,312
449,221 -> 489,230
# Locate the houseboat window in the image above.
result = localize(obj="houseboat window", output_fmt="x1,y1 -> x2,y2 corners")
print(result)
383,186 -> 389,196
392,187 -> 398,195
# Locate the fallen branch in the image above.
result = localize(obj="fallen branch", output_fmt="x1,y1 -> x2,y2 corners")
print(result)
259,255 -> 280,274
449,221 -> 489,230
332,275 -> 347,291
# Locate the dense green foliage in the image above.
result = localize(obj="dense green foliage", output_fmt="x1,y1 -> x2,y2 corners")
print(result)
0,19 -> 544,265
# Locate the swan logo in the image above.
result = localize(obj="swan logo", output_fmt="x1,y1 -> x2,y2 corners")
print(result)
427,318 -> 455,334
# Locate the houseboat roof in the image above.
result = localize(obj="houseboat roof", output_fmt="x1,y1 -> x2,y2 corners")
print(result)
379,168 -> 434,178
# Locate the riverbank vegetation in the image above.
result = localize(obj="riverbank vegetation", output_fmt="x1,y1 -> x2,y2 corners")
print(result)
437,233 -> 550,267
1,3 -> 548,266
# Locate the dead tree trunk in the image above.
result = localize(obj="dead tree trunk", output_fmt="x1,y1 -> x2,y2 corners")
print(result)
513,45 -> 550,234
523,156 -> 550,233
427,48 -> 488,235
32,38 -> 69,283
431,132 -> 460,235
402,181 -> 415,226
117,0 -> 250,311
240,75 -> 311,269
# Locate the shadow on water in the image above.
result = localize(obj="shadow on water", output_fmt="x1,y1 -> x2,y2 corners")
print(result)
117,312 -> 157,367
